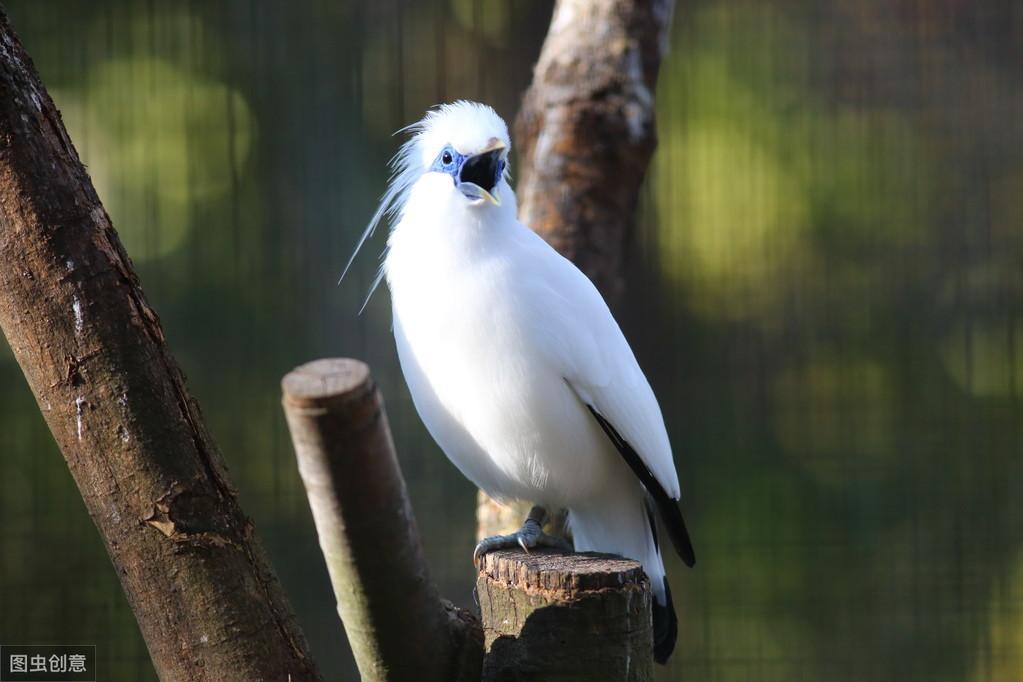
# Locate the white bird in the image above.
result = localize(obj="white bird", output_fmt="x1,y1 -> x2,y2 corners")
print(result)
347,101 -> 695,663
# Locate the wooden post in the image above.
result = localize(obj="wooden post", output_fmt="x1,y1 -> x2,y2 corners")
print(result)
281,359 -> 483,682
0,10 -> 320,681
477,549 -> 654,682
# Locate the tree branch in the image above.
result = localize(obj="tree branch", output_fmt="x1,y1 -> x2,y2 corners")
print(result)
515,0 -> 674,301
282,359 -> 483,682
0,10 -> 320,681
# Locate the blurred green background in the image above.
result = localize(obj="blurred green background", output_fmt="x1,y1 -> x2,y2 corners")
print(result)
1,1 -> 1021,680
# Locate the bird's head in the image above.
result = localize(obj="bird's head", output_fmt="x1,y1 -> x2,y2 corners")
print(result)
412,101 -> 511,207
341,101 -> 513,302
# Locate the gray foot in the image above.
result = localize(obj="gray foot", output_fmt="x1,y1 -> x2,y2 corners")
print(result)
473,505 -> 572,567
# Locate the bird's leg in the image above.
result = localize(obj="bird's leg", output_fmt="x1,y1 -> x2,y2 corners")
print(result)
473,505 -> 572,567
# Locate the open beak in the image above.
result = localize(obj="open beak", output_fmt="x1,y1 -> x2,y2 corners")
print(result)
458,138 -> 506,206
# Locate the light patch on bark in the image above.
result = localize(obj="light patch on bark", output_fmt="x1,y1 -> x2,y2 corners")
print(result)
116,394 -> 130,442
75,396 -> 85,440
72,296 -> 83,335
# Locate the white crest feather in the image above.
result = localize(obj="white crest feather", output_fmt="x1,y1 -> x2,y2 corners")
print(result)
339,124 -> 421,311
340,101 -> 510,312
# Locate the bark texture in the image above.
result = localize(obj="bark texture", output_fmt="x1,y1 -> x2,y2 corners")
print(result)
282,359 -> 483,682
0,11 -> 320,682
477,549 -> 654,682
514,0 -> 674,301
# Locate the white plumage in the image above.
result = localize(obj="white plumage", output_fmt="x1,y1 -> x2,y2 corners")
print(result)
351,101 -> 693,662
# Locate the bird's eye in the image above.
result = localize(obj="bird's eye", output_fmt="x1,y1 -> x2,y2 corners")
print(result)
442,151 -> 453,165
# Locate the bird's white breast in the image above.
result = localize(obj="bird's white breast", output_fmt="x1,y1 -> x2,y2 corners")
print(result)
384,181 -> 616,506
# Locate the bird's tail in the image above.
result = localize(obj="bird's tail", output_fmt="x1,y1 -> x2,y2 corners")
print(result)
569,488 -> 676,664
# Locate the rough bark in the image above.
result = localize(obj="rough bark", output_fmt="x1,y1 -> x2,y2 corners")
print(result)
514,0 -> 674,302
282,359 -> 483,682
0,11 -> 320,682
478,0 -> 675,558
477,549 -> 654,682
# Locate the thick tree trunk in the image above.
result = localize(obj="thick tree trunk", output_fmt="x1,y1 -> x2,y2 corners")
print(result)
282,359 -> 483,682
0,11 -> 320,682
478,0 -> 675,548
477,549 -> 654,682
514,0 -> 674,301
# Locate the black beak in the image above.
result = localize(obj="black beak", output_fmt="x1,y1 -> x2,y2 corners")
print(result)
459,148 -> 504,194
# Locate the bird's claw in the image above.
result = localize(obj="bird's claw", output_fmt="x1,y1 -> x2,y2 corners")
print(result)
473,518 -> 571,568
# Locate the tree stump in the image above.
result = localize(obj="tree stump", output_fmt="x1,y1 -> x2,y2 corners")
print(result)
476,549 -> 654,682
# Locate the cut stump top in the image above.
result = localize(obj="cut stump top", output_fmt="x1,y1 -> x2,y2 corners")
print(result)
478,548 -> 647,598
282,358 -> 371,407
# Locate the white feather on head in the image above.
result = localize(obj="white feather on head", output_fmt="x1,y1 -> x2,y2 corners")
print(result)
340,101 -> 511,305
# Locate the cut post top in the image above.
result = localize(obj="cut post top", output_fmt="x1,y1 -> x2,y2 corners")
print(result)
282,358 -> 372,408
478,548 -> 647,596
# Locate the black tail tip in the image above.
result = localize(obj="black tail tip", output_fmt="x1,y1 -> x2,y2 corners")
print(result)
652,578 -> 678,665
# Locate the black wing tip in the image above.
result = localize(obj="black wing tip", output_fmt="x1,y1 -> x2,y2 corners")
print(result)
677,535 -> 696,568
656,493 -> 697,568
652,578 -> 678,664
587,404 -> 698,568
672,504 -> 696,568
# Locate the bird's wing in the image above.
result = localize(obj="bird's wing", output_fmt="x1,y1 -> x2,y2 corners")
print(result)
517,231 -> 695,565
519,230 -> 682,501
